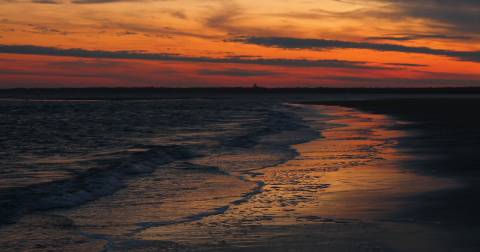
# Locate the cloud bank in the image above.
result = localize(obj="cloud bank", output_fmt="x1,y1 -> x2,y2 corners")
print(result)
364,35 -> 474,41
0,44 -> 394,69
233,36 -> 480,63
198,68 -> 282,77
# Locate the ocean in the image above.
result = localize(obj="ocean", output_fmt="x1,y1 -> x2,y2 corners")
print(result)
1,94 -> 477,251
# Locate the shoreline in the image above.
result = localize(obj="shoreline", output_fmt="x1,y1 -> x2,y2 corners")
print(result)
3,87 -> 480,96
109,104 -> 476,251
299,98 -> 480,228
2,99 -> 479,251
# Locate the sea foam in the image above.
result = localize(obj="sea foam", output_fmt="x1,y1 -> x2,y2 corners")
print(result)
0,145 -> 201,225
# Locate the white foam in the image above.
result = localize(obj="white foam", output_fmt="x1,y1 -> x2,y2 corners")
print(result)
2,145 -> 202,224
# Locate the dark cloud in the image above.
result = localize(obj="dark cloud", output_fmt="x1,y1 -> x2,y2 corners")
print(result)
384,63 -> 429,67
72,0 -> 119,3
308,7 -> 409,22
116,31 -> 137,36
403,8 -> 480,33
375,0 -> 480,34
311,76 -> 480,86
71,0 -> 139,3
143,34 -> 173,39
27,26 -> 76,35
226,55 -> 261,59
108,24 -> 217,40
70,0 -> 173,3
80,16 -> 216,40
198,68 -> 282,77
203,2 -> 242,30
3,0 -> 173,4
166,10 -> 186,20
201,2 -> 287,37
0,69 -> 111,78
31,0 -> 61,3
365,34 -> 474,41
153,9 -> 187,20
414,34 -> 474,40
34,26 -> 50,33
268,12 -> 325,20
306,1 -> 480,34
364,37 -> 412,41
233,36 -> 480,63
0,44 -> 395,69
389,0 -> 480,8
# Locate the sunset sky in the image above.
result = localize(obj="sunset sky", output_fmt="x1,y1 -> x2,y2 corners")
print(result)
1,0 -> 479,88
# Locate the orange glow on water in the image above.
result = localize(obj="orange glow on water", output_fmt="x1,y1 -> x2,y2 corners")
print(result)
128,105 -> 462,249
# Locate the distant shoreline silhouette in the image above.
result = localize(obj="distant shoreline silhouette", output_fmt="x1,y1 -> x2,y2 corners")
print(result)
2,86 -> 480,96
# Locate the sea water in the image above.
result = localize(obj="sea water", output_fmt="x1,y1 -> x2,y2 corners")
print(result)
0,95 -> 328,245
0,93 -> 469,251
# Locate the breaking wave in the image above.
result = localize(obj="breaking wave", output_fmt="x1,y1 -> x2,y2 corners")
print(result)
222,110 -> 310,148
0,145 -> 201,225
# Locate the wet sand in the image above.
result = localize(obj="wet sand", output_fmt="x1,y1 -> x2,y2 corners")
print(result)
303,98 -> 480,175
303,98 -> 480,228
108,103 -> 479,251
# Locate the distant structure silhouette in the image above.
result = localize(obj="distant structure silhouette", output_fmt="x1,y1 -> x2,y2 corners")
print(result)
2,87 -> 480,98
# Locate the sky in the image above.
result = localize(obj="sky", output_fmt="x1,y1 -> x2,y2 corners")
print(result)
0,0 -> 479,88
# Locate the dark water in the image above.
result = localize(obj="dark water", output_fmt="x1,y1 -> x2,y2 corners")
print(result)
2,93 -> 477,251
0,95 -> 331,225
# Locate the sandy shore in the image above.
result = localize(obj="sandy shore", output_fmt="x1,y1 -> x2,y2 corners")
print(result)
108,101 -> 480,251
2,99 -> 479,251
302,98 -> 480,227
302,98 -> 480,174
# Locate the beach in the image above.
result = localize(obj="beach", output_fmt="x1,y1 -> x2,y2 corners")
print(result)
136,98 -> 480,252
105,99 -> 480,251
1,96 -> 480,251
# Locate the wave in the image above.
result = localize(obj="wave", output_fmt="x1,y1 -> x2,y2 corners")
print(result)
0,145 -> 201,225
222,110 -> 310,148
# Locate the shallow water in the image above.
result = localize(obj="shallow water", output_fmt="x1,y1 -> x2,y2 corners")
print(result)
0,95 -> 468,251
127,105 -> 459,250
0,95 -> 328,250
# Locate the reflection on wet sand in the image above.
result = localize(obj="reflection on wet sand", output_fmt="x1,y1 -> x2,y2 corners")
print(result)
117,106 -> 462,251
